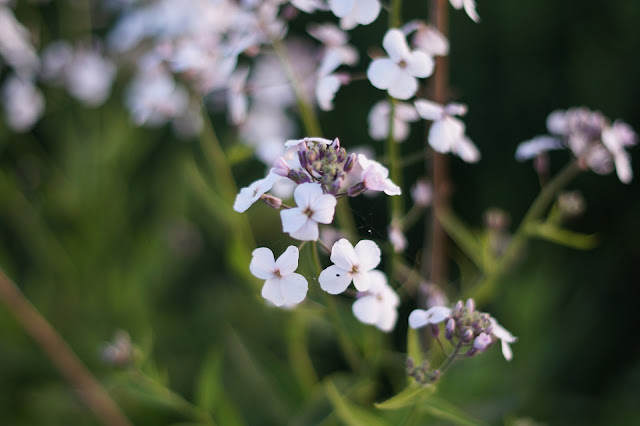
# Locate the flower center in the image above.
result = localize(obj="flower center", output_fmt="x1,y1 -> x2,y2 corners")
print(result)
398,59 -> 408,69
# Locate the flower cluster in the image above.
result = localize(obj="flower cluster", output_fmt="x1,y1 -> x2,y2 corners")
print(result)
516,107 -> 637,183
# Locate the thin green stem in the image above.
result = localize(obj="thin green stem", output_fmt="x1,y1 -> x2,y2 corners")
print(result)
437,343 -> 461,374
311,243 -> 361,371
467,161 -> 582,304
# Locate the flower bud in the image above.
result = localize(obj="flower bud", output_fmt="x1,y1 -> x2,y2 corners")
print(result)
329,179 -> 342,195
445,318 -> 455,340
298,150 -> 308,170
473,333 -> 492,352
429,370 -> 441,383
307,149 -> 317,163
317,142 -> 326,159
429,323 -> 439,339
343,153 -> 357,173
272,158 -> 290,177
465,298 -> 475,313
461,328 -> 473,343
465,346 -> 478,357
332,137 -> 340,149
347,182 -> 367,197
261,194 -> 282,209
337,147 -> 347,162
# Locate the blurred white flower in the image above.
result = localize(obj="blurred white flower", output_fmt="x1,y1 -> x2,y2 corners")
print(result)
352,270 -> 400,332
414,99 -> 480,163
1,75 -> 44,132
0,6 -> 39,77
357,153 -> 402,195
490,317 -> 517,361
319,238 -> 381,294
449,0 -> 480,23
250,246 -> 308,307
125,70 -> 189,127
515,135 -> 563,161
328,0 -> 381,30
403,20 -> 449,57
234,172 -> 281,213
602,120 -> 637,183
227,67 -> 250,125
280,182 -> 336,241
367,29 -> 434,100
368,100 -> 419,142
66,49 -> 116,106
388,223 -> 407,253
408,306 -> 451,329
411,179 -> 432,207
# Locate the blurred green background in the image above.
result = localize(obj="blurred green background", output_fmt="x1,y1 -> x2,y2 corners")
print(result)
1,0 -> 639,425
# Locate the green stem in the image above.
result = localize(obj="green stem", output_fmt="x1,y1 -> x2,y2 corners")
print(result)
311,243 -> 361,371
437,343 -> 461,374
467,161 -> 582,304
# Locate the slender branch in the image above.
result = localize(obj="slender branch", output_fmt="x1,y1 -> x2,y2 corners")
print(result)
0,268 -> 132,426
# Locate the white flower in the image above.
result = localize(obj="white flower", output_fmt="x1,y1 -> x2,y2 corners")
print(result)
602,121 -> 637,184
284,136 -> 333,148
410,179 -> 432,207
233,172 -> 280,213
357,154 -> 402,195
414,99 -> 480,163
328,0 -> 381,30
65,49 -> 116,106
367,29 -> 434,100
490,317 -> 517,361
319,238 -> 381,294
250,246 -> 308,307
316,74 -> 343,111
227,67 -> 249,125
411,24 -> 449,57
515,135 -> 564,161
1,75 -> 44,132
473,332 -> 492,351
368,100 -> 419,142
280,183 -> 337,241
352,270 -> 400,332
290,0 -> 328,13
125,70 -> 189,126
388,224 -> 407,253
408,306 -> 451,329
449,0 -> 480,23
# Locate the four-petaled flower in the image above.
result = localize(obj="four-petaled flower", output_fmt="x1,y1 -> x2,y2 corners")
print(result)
367,29 -> 434,100
280,182 -> 337,241
319,238 -> 381,294
357,154 -> 402,195
352,270 -> 400,332
250,246 -> 308,307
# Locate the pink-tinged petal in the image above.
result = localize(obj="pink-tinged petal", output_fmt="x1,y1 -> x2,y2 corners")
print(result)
408,309 -> 430,329
395,102 -> 420,122
449,0 -> 464,9
473,333 -> 492,351
330,238 -> 358,271
383,29 -> 410,62
280,273 -> 308,305
352,271 -> 371,291
262,278 -> 285,306
294,182 -> 324,209
614,151 -> 633,183
275,246 -> 299,276
352,0 -> 381,26
387,72 -> 418,100
383,179 -> 402,196
250,247 -> 276,279
428,116 -> 465,153
352,295 -> 379,324
404,51 -> 434,78
375,306 -> 398,332
290,219 -> 319,241
546,110 -> 567,135
414,99 -> 444,121
408,306 -> 451,328
354,239 -> 381,271
455,137 -> 481,163
501,340 -> 513,361
463,0 -> 480,23
319,264 -> 352,294
281,208 -> 307,234
367,58 -> 399,90
515,136 -> 563,161
329,0 -> 354,18
233,173 -> 279,213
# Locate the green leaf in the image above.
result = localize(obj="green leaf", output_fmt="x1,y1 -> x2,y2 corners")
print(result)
525,222 -> 598,250
420,396 -> 486,426
325,380 -> 391,426
374,384 -> 435,410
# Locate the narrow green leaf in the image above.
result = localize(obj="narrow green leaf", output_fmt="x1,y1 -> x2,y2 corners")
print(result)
374,385 -> 435,410
420,396 -> 486,426
325,380 -> 390,426
525,222 -> 598,250
195,349 -> 223,414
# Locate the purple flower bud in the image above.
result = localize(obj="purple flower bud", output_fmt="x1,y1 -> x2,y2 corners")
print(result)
318,143 -> 326,159
465,298 -> 475,313
465,347 -> 478,357
347,182 -> 367,197
337,147 -> 347,162
332,137 -> 340,149
429,370 -> 441,383
473,333 -> 492,352
272,158 -> 290,177
429,323 -> 440,339
307,149 -> 318,163
298,150 -> 308,170
406,357 -> 414,369
261,194 -> 282,209
445,318 -> 455,340
454,300 -> 464,312
329,179 -> 342,195
461,328 -> 473,343
343,153 -> 357,173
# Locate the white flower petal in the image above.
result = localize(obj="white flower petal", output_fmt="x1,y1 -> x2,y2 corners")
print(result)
352,295 -> 379,324
281,208 -> 308,234
515,136 -> 563,161
367,58 -> 399,90
262,278 -> 285,306
408,306 -> 451,328
290,219 -> 319,241
310,194 -> 337,224
352,271 -> 371,291
428,116 -> 465,153
275,246 -> 299,276
414,99 -> 445,121
383,29 -> 411,63
387,72 -> 418,100
354,240 -> 381,271
330,238 -> 358,271
405,51 -> 434,78
614,151 -> 633,183
316,75 -> 341,111
319,264 -> 352,294
501,340 -> 513,361
294,182 -> 324,209
455,137 -> 481,163
329,0 -> 354,18
250,248 -> 276,280
375,306 -> 398,332
280,273 -> 308,305
352,0 -> 381,26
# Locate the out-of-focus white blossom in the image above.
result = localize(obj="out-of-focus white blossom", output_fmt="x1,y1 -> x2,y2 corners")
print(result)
403,20 -> 449,57
449,0 -> 480,23
408,306 -> 451,329
411,179 -> 432,207
368,100 -> 419,142
328,0 -> 381,30
125,70 -> 189,127
357,154 -> 402,196
1,74 -> 44,132
367,29 -> 434,100
388,223 -> 407,253
0,6 -> 39,77
352,270 -> 400,332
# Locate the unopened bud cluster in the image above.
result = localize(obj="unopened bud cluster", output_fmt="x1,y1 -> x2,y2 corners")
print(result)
406,358 -> 440,384
445,299 -> 495,357
277,138 -> 356,195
